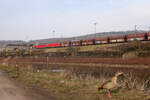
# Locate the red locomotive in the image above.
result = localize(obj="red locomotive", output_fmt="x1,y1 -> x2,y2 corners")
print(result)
35,32 -> 150,49
36,43 -> 61,49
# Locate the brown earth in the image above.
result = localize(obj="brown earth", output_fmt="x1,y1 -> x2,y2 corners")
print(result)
3,57 -> 150,65
0,70 -> 55,100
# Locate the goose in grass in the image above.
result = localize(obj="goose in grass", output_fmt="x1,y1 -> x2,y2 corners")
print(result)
98,72 -> 124,98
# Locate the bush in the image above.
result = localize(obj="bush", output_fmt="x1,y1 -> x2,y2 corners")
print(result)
122,51 -> 138,59
66,47 -> 80,56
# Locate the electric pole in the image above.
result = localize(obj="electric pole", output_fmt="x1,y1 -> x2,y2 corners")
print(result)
52,30 -> 55,38
134,25 -> 137,40
135,25 -> 137,33
94,22 -> 97,38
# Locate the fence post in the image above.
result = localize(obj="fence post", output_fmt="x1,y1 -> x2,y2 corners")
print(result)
15,63 -> 19,78
47,56 -> 49,68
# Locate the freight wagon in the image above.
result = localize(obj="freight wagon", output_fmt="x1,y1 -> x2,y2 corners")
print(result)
127,33 -> 147,41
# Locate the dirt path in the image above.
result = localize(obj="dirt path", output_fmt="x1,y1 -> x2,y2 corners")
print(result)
0,70 -> 55,100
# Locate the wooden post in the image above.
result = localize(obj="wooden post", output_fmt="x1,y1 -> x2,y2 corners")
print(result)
47,56 -> 49,69
15,63 -> 19,78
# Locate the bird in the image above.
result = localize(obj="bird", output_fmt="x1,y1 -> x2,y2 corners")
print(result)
98,72 -> 124,98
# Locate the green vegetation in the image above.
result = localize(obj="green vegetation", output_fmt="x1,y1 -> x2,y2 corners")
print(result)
0,64 -> 149,100
44,44 -> 116,53
118,41 -> 150,58
66,47 -> 80,56
0,49 -> 45,57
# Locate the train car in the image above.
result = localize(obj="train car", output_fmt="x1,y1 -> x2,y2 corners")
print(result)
36,44 -> 47,49
127,33 -> 147,41
109,35 -> 126,43
87,39 -> 94,45
148,32 -> 150,40
61,41 -> 71,47
47,43 -> 61,48
71,40 -> 81,46
95,37 -> 108,44
81,39 -> 94,46
82,40 -> 88,46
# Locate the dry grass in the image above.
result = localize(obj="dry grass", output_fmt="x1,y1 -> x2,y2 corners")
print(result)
0,64 -> 149,100
43,43 -> 119,53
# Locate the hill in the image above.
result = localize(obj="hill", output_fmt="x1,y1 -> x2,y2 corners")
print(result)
0,40 -> 25,49
0,30 -> 147,48
28,30 -> 146,44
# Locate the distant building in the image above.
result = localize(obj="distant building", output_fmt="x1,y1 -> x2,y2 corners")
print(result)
4,44 -> 34,52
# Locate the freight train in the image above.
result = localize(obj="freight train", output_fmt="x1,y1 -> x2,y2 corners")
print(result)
35,32 -> 150,49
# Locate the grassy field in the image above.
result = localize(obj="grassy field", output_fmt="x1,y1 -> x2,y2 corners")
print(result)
0,64 -> 149,100
43,43 -> 121,53
43,41 -> 150,53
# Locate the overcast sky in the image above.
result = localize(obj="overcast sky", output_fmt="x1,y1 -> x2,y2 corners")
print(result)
0,0 -> 150,40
